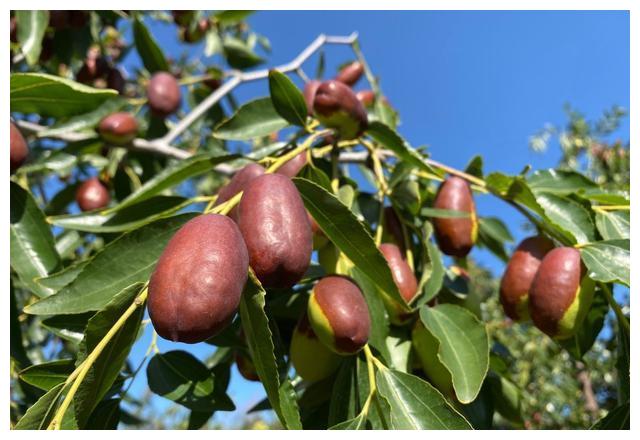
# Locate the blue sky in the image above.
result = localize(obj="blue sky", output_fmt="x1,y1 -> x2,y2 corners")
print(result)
104,10 -> 630,427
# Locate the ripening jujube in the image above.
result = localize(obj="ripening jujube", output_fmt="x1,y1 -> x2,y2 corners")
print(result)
238,173 -> 312,288
75,178 -> 110,211
290,311 -> 341,382
335,61 -> 364,87
499,235 -> 555,321
10,122 -> 28,173
147,71 -> 181,118
98,112 -> 138,145
379,243 -> 419,324
303,80 -> 321,115
214,163 -> 266,222
148,214 -> 249,343
528,247 -> 595,339
313,80 -> 368,140
432,176 -> 478,257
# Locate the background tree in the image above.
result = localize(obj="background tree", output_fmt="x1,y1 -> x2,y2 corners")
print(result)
9,10 -> 629,430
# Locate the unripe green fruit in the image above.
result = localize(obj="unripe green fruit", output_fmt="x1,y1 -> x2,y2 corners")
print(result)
98,112 -> 138,145
307,275 -> 370,355
10,122 -> 28,173
528,247 -> 595,339
335,61 -> 364,87
303,80 -> 321,116
238,174 -> 312,288
313,80 -> 368,140
147,72 -> 181,118
432,176 -> 478,257
235,351 -> 260,382
75,178 -> 110,211
379,243 -> 418,325
148,214 -> 249,343
412,321 -> 455,398
499,236 -> 554,322
214,163 -> 265,222
290,312 -> 341,382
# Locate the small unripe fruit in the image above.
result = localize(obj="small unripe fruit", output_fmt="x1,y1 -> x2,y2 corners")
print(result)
499,236 -> 554,321
148,214 -> 249,343
75,178 -> 110,211
98,112 -> 138,145
432,176 -> 478,257
303,80 -> 321,115
335,61 -> 364,87
290,312 -> 341,382
307,275 -> 370,355
528,247 -> 595,339
356,90 -> 375,107
214,163 -> 265,222
10,122 -> 28,173
276,151 -> 307,178
412,321 -> 455,398
238,174 -> 312,288
235,351 -> 260,382
147,72 -> 181,118
313,80 -> 368,140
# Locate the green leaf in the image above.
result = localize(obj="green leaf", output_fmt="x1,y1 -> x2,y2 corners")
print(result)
329,412 -> 367,429
239,272 -> 302,429
595,210 -> 629,240
13,382 -> 65,430
19,359 -> 75,391
73,283 -> 145,427
616,315 -> 630,403
215,10 -> 255,25
293,177 -> 405,307
223,37 -> 265,69
38,97 -> 128,137
487,373 -> 522,424
41,313 -> 94,344
24,213 -> 197,315
10,182 -> 61,298
50,196 -> 188,233
385,327 -> 412,373
527,169 -> 597,195
85,399 -> 121,429
35,260 -> 89,293
590,403 -> 629,429
366,121 -> 437,175
558,288 -> 608,359
10,73 -> 117,118
10,282 -> 30,369
214,97 -> 288,140
464,155 -> 483,178
376,369 -> 472,429
268,70 -> 308,127
132,18 -> 169,73
415,225 -> 445,306
147,350 -> 234,412
16,11 -> 49,65
535,193 -> 595,244
114,154 -> 237,211
419,304 -> 490,403
420,207 -> 470,219
580,240 -> 629,286
477,217 -> 514,262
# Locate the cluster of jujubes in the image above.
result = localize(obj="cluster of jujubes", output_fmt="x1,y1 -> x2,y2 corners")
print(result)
500,238 -> 595,339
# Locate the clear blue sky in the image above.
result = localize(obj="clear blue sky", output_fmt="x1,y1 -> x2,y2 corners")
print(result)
109,10 -> 629,427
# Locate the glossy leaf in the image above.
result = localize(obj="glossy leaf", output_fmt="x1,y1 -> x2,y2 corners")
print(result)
293,177 -> 405,307
590,403 -> 629,429
580,240 -> 629,286
268,70 -> 307,127
223,37 -> 265,69
595,210 -> 629,240
419,304 -> 490,403
535,193 -> 595,244
35,260 -> 89,293
10,73 -> 117,118
329,412 -> 367,430
214,97 -> 288,140
24,213 -> 197,315
85,399 -> 121,430
376,369 -> 472,429
10,182 -> 61,298
132,18 -> 169,73
13,382 -> 65,430
420,207 -> 470,218
15,11 -> 49,65
19,359 -> 75,391
527,169 -> 597,195
41,313 -> 94,344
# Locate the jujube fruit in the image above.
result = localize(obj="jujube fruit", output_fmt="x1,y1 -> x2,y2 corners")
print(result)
147,72 -> 181,118
528,247 -> 595,339
382,206 -> 406,254
75,178 -> 110,211
303,80 -> 321,115
307,275 -> 371,355
412,321 -> 455,398
214,163 -> 265,222
290,312 -> 341,382
148,214 -> 249,343
499,236 -> 554,321
235,351 -> 260,382
313,80 -> 368,140
380,242 -> 418,300
10,122 -> 28,173
432,176 -> 478,257
98,112 -> 138,145
356,89 -> 375,107
238,173 -> 312,288
335,61 -> 364,87
275,151 -> 307,178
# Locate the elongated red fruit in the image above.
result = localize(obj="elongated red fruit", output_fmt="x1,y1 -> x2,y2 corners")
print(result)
98,112 -> 138,145
10,122 -> 28,173
303,80 -> 321,115
499,236 -> 554,321
313,80 -> 368,140
380,243 -> 418,304
148,214 -> 249,343
75,178 -> 110,211
335,61 -> 364,87
276,151 -> 307,178
214,163 -> 265,221
238,173 -> 312,288
432,176 -> 478,257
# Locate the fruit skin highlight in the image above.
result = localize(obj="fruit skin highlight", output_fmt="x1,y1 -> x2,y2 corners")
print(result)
432,176 -> 478,257
335,61 -> 364,87
528,247 -> 595,339
75,178 -> 110,211
307,275 -> 371,355
98,112 -> 138,145
148,214 -> 249,343
214,163 -> 266,222
499,236 -> 555,321
147,71 -> 181,118
238,174 -> 312,289
10,122 -> 29,173
313,80 -> 368,140
290,312 -> 341,382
